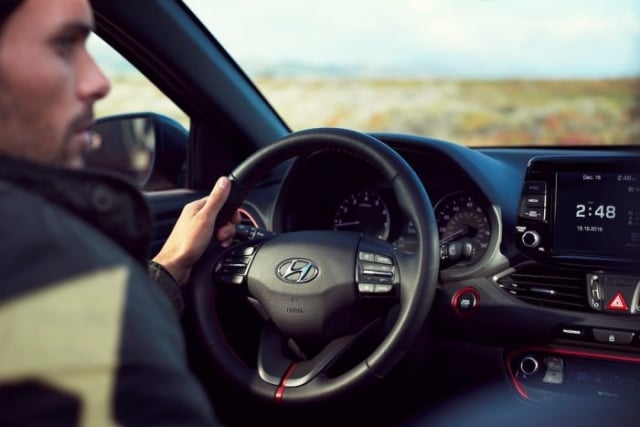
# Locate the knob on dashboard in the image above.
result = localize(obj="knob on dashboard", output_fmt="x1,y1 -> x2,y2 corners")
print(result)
522,230 -> 541,248
520,355 -> 539,375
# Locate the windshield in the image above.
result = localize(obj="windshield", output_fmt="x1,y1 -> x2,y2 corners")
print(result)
185,0 -> 639,147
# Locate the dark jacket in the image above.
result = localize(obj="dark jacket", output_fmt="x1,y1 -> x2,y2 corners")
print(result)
0,155 -> 217,426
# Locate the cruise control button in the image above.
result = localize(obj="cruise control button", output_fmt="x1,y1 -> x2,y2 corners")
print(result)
361,262 -> 394,275
360,274 -> 393,284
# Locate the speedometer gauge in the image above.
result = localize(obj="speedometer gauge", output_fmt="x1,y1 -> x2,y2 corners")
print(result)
435,192 -> 491,268
333,191 -> 390,240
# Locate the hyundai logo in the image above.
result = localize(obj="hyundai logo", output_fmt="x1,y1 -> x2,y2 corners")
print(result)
276,258 -> 319,284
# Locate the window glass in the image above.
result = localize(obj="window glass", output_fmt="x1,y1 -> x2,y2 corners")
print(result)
184,0 -> 640,147
88,34 -> 189,130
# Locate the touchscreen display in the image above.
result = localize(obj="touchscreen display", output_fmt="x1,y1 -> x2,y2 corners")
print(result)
553,172 -> 640,258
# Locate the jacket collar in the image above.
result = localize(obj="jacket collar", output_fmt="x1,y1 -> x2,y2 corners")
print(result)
0,154 -> 152,265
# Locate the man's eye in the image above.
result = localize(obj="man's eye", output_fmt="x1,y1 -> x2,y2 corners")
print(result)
53,36 -> 78,57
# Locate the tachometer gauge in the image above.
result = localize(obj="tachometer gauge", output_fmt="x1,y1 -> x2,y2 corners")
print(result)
333,190 -> 390,240
435,192 -> 491,268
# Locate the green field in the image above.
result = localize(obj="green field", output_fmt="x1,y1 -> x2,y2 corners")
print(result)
97,76 -> 640,147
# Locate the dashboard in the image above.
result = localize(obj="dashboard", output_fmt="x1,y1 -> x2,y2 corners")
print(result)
257,133 -> 640,409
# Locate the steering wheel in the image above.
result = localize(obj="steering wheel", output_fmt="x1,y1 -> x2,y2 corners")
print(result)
188,128 -> 439,405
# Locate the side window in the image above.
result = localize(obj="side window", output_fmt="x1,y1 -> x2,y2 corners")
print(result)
87,34 -> 188,191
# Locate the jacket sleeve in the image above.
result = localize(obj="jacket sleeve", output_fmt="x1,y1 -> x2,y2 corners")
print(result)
148,260 -> 185,315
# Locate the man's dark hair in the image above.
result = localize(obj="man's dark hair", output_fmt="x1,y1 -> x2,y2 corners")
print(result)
0,0 -> 22,31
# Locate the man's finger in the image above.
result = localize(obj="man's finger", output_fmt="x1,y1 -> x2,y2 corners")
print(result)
201,176 -> 231,218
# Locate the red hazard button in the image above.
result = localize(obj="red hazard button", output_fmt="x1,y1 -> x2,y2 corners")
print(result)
606,292 -> 629,312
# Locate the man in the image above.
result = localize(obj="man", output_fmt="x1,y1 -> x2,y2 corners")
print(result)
0,0 -> 237,424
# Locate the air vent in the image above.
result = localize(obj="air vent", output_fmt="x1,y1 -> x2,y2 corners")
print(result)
495,264 -> 589,312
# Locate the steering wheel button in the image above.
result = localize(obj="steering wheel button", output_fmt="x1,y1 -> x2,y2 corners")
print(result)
358,283 -> 376,293
220,275 -> 244,285
361,263 -> 394,275
374,284 -> 393,293
358,252 -> 376,262
242,246 -> 256,255
361,274 -> 393,284
362,270 -> 393,278
374,254 -> 393,265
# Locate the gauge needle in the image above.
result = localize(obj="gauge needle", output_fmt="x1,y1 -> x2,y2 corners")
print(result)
334,221 -> 361,227
440,228 -> 466,244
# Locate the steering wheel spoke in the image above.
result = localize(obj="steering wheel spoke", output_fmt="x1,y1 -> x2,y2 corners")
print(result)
257,318 -> 384,390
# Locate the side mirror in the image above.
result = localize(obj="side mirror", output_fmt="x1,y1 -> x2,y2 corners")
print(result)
85,112 -> 188,190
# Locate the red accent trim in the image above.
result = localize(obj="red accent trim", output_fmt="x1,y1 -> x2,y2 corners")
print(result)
451,286 -> 480,316
274,363 -> 298,404
505,346 -> 640,401
506,362 -> 530,400
238,208 -> 259,228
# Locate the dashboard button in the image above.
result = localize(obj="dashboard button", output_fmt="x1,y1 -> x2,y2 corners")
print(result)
542,356 -> 564,384
559,327 -> 585,338
452,287 -> 479,315
523,181 -> 547,194
593,329 -> 634,345
523,194 -> 545,207
521,230 -> 541,248
522,208 -> 544,220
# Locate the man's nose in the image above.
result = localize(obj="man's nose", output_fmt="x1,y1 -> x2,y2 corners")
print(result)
78,50 -> 111,102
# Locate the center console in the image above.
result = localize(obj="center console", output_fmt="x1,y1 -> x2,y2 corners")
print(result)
515,157 -> 640,315
507,156 -> 640,404
515,156 -> 640,270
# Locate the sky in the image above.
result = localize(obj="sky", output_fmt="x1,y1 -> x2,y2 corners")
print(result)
182,0 -> 640,79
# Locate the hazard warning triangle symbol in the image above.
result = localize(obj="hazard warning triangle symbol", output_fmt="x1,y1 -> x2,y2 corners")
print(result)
606,292 -> 629,311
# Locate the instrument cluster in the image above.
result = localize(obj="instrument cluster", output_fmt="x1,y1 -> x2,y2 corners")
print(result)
329,187 -> 494,270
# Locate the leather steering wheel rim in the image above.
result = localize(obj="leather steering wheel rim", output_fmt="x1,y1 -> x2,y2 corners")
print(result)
188,127 -> 439,405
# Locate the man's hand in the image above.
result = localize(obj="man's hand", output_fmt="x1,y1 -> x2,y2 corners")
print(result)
152,176 -> 241,285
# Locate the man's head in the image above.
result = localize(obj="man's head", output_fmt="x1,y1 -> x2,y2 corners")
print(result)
0,0 -> 110,169
0,1 -> 22,31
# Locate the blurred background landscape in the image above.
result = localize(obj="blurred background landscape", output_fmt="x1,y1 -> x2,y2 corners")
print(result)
97,73 -> 639,147
256,76 -> 639,146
